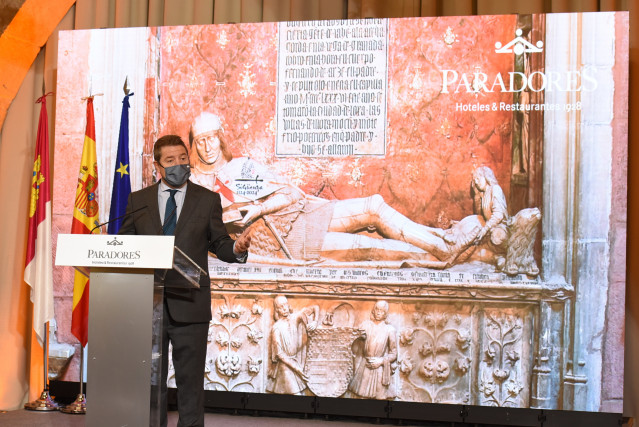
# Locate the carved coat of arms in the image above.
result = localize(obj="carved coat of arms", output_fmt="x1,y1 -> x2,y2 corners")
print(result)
303,327 -> 360,397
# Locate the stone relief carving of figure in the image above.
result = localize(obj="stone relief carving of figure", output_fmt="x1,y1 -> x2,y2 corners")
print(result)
471,166 -> 509,247
349,300 -> 398,400
439,166 -> 510,267
266,295 -> 320,395
404,166 -> 541,276
188,112 -> 458,266
188,112 -> 234,189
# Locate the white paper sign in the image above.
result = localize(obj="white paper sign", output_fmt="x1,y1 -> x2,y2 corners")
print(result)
55,234 -> 175,269
276,19 -> 388,157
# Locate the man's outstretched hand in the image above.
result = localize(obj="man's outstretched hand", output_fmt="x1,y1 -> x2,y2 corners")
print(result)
235,228 -> 252,254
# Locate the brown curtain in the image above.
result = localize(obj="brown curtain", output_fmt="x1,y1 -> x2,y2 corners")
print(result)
0,0 -> 636,416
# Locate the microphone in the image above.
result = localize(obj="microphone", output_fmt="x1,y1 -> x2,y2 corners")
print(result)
90,205 -> 148,234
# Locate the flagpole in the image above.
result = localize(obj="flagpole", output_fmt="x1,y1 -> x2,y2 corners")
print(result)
24,89 -> 58,412
24,322 -> 59,411
64,90 -> 100,415
60,345 -> 86,414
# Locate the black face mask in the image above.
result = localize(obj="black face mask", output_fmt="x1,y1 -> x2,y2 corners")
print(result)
161,163 -> 191,187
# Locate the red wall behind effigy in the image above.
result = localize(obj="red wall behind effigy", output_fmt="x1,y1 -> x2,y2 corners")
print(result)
156,16 -> 516,228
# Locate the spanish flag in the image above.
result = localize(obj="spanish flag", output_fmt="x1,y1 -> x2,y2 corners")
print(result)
70,98 -> 99,347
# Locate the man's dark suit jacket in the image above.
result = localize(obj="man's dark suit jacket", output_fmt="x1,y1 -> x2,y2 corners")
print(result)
119,181 -> 240,323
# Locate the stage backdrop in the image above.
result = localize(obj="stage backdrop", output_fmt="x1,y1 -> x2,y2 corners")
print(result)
52,12 -> 628,412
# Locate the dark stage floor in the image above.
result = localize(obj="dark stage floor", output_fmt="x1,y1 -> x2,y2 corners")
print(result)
0,409 -> 382,427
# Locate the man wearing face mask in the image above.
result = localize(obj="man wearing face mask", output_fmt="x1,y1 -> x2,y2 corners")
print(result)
119,134 -> 251,427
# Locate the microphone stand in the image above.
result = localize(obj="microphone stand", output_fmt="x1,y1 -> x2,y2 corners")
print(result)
90,205 -> 148,234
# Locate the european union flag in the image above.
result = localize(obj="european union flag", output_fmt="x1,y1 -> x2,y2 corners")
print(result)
108,93 -> 133,234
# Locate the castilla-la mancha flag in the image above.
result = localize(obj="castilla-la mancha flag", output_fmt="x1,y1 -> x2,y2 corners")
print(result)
71,97 -> 99,347
24,94 -> 55,346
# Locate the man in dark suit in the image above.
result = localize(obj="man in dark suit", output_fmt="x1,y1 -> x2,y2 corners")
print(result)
119,134 -> 251,427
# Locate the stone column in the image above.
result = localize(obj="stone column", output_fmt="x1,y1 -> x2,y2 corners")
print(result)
544,12 -> 616,412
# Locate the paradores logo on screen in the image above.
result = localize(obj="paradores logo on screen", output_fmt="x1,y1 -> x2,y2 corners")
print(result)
440,29 -> 597,94
495,28 -> 543,55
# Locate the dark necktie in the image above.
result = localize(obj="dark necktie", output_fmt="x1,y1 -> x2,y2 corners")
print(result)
163,189 -> 178,235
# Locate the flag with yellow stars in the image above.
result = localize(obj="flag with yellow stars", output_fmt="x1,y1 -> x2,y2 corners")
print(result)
108,92 -> 133,234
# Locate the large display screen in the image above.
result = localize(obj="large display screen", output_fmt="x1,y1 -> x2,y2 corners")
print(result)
53,12 -> 628,412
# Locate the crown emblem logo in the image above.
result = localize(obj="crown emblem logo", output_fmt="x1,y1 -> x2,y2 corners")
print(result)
106,237 -> 124,246
495,29 -> 543,55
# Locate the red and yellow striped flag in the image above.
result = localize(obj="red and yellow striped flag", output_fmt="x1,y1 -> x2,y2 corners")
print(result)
70,98 -> 99,347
